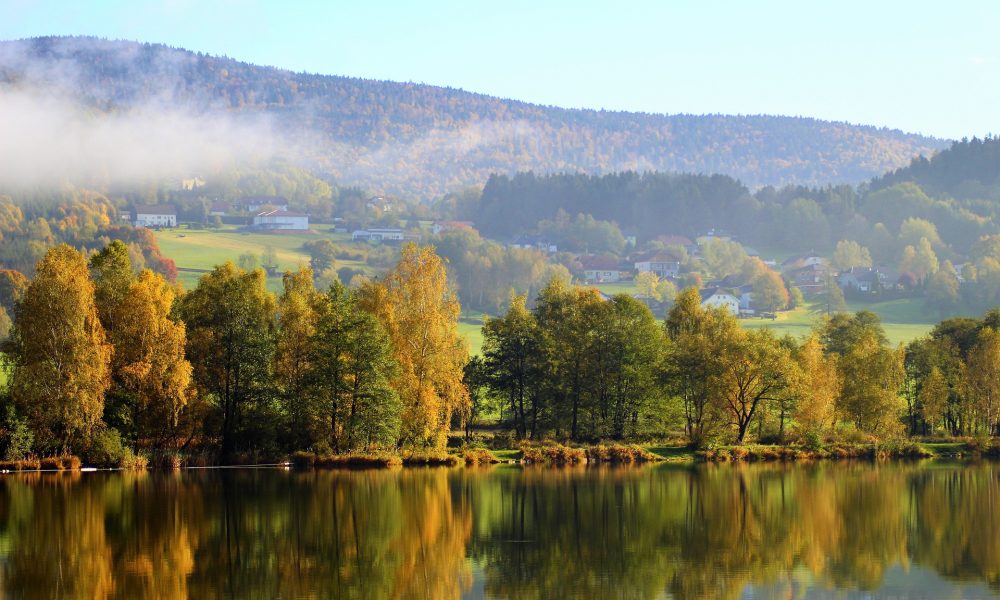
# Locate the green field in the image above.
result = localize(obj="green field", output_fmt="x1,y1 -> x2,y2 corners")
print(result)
744,297 -> 937,346
154,225 -> 367,291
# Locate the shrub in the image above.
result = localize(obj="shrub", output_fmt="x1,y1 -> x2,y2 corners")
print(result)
39,456 -> 63,470
59,455 -> 81,470
82,428 -> 127,467
802,430 -> 824,452
120,450 -> 148,470
401,451 -> 459,467
314,453 -> 403,468
463,447 -> 498,465
585,444 -> 658,463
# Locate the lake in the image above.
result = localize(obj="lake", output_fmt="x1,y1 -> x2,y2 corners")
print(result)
0,462 -> 997,599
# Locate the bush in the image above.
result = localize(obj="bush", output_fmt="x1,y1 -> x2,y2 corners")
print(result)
0,405 -> 33,461
83,428 -> 128,467
519,443 -> 586,465
585,444 -> 658,463
802,430 -> 824,452
120,450 -> 148,470
401,451 -> 459,466
39,456 -> 64,470
463,447 -> 498,465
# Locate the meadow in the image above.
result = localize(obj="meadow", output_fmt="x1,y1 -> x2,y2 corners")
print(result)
154,225 -> 367,292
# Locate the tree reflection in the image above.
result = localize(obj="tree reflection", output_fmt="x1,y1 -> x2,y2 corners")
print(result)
0,464 -> 997,599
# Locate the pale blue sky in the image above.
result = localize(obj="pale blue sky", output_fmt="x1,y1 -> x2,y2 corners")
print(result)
2,0 -> 997,139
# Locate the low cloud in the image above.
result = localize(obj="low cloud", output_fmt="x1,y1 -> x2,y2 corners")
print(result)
0,85 -> 282,191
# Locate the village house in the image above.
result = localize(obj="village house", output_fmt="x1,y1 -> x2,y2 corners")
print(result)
837,266 -> 891,293
787,263 -> 830,295
252,210 -> 310,232
580,255 -> 622,283
634,254 -> 681,278
209,202 -> 231,217
352,228 -> 420,243
699,288 -> 740,316
781,253 -> 826,272
509,235 -> 558,253
132,204 -> 177,228
237,196 -> 289,213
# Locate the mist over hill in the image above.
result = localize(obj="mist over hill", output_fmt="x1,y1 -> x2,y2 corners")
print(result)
0,36 -> 948,197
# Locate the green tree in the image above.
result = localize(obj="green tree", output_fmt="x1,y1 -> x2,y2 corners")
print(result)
717,328 -> 793,443
482,294 -> 542,439
310,282 -> 400,452
180,262 -> 277,456
663,288 -> 735,447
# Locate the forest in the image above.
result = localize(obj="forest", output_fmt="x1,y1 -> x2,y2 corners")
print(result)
0,36 -> 945,195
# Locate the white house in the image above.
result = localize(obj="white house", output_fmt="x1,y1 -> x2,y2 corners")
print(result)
252,210 -> 309,231
635,256 -> 681,278
133,205 -> 177,228
352,228 -> 406,242
209,202 -> 230,217
580,256 -> 622,283
699,288 -> 740,316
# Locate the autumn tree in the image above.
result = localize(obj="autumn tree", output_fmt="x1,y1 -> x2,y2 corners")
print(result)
91,241 -> 195,448
919,367 -> 948,435
793,336 -> 840,437
8,245 -> 111,452
180,262 -> 276,456
358,244 -> 468,449
837,333 -> 905,435
750,269 -> 789,312
635,271 -> 661,303
831,240 -> 872,271
964,328 -> 1000,435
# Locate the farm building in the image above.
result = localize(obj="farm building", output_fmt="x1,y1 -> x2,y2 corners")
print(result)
252,210 -> 309,231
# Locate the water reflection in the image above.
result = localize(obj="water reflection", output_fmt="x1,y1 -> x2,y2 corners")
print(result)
0,463 -> 996,599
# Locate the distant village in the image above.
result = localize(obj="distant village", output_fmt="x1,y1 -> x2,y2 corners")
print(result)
131,194 -> 914,318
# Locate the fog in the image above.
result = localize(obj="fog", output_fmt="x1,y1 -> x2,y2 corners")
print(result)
0,86 -> 283,190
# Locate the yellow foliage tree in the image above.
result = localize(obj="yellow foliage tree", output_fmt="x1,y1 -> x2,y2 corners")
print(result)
115,270 -> 195,447
794,336 -> 841,436
9,244 -> 111,452
359,244 -> 469,449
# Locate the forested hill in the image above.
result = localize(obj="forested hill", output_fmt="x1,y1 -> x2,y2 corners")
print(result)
0,36 -> 948,196
872,136 -> 1000,201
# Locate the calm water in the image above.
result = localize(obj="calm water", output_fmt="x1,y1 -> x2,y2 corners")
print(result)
0,462 -> 998,599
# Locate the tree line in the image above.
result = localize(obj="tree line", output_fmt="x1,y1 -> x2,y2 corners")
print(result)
474,284 -> 1000,447
0,242 -> 467,462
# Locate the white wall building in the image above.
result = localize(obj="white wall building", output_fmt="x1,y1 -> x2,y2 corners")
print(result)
699,288 -> 740,316
352,228 -> 406,241
133,205 -> 177,228
252,210 -> 309,231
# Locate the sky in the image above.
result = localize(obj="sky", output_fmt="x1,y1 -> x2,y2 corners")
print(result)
1,0 -> 997,140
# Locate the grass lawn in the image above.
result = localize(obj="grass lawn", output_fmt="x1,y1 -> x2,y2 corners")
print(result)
744,297 -> 936,346
459,311 -> 488,356
154,225 -> 367,292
